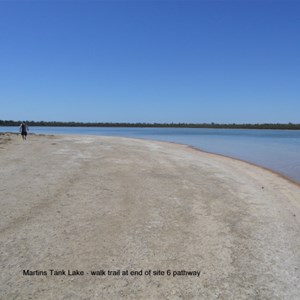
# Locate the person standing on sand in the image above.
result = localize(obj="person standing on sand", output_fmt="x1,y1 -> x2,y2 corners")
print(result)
19,121 -> 29,140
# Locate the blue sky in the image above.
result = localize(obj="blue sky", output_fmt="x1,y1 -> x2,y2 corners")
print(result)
0,0 -> 299,123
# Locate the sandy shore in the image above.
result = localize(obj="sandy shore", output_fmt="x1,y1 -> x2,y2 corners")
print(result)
0,133 -> 299,299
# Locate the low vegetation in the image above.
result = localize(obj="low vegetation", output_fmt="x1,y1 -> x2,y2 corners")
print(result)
1,120 -> 300,130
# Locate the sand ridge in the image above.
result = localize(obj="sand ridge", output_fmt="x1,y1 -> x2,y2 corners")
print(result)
0,133 -> 299,299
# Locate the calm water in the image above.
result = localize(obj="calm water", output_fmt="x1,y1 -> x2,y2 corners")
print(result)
2,126 -> 300,183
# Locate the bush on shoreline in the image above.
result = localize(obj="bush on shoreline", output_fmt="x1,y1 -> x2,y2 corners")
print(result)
1,120 -> 300,130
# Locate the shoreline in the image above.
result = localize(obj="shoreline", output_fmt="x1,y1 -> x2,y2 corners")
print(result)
133,135 -> 300,188
3,131 -> 299,187
188,144 -> 300,189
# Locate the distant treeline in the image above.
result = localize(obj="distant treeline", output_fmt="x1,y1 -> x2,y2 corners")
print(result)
1,120 -> 300,130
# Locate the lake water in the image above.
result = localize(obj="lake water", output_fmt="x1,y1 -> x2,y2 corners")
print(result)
1,126 -> 300,184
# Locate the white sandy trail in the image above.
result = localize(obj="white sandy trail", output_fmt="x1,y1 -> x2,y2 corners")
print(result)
0,134 -> 299,299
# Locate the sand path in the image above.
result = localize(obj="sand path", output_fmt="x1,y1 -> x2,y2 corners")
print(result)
0,134 -> 299,299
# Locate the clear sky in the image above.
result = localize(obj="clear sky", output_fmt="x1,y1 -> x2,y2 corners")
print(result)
0,0 -> 299,123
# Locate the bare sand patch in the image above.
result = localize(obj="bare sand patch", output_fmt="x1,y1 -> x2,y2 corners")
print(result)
0,134 -> 299,299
